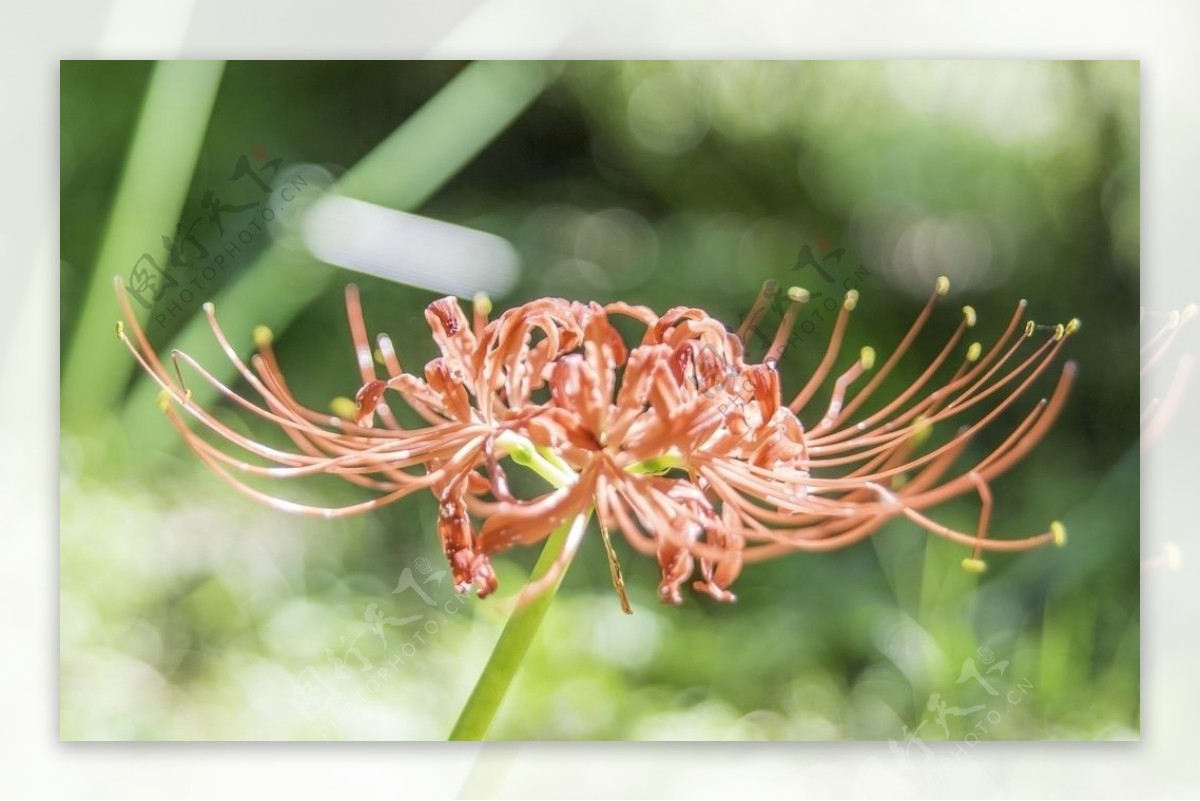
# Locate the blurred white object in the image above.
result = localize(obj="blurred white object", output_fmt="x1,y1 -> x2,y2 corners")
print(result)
302,195 -> 519,299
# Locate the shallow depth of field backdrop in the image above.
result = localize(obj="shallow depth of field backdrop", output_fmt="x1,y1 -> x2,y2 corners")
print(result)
59,61 -> 1139,741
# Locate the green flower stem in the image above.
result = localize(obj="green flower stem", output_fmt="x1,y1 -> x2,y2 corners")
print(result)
496,430 -> 575,488
626,450 -> 686,475
448,430 -> 677,738
449,509 -> 591,741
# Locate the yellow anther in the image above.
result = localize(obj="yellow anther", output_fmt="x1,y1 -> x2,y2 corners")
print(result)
961,557 -> 988,574
156,390 -> 173,412
860,346 -> 876,371
1065,318 -> 1082,336
967,342 -> 982,362
843,289 -> 859,311
473,291 -> 492,317
373,348 -> 385,366
1054,323 -> 1065,341
1051,521 -> 1067,547
330,396 -> 358,421
115,321 -> 124,338
962,305 -> 977,328
1024,321 -> 1036,338
936,275 -> 950,296
203,302 -> 215,314
253,325 -> 274,348
787,286 -> 810,303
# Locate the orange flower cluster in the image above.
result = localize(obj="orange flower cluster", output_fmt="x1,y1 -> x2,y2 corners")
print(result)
117,275 -> 1078,608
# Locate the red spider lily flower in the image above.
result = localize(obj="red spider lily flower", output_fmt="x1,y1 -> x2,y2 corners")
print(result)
116,279 -> 601,599
672,280 -> 1079,600
115,274 -> 1079,609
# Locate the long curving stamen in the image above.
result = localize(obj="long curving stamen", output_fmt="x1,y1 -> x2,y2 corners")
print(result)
762,286 -> 810,367
736,279 -> 778,343
821,276 -> 950,428
809,298 -> 1019,447
815,346 -> 875,429
788,288 -> 858,414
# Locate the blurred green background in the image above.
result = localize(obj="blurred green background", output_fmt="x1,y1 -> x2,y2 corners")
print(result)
60,60 -> 1139,741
